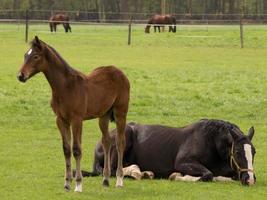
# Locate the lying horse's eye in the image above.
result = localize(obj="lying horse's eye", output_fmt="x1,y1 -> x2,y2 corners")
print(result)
33,55 -> 39,60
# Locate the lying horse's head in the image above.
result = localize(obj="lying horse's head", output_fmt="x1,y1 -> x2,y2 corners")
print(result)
17,36 -> 47,82
230,126 -> 256,185
215,122 -> 256,185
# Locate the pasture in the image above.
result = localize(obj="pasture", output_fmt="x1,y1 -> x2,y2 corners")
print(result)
0,23 -> 267,199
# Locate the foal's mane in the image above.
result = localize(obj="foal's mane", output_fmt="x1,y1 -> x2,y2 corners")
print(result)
31,39 -> 80,76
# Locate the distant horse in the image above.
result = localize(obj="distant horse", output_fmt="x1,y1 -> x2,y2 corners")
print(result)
145,14 -> 176,33
17,36 -> 130,192
80,119 -> 256,186
49,13 -> 71,33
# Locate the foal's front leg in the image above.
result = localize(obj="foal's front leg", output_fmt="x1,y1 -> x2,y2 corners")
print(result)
71,118 -> 83,192
56,117 -> 72,191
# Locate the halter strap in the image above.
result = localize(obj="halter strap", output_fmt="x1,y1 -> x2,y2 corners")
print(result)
230,142 -> 254,180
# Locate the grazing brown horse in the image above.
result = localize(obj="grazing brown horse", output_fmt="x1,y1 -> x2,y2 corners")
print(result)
145,14 -> 176,33
49,13 -> 71,33
17,36 -> 130,192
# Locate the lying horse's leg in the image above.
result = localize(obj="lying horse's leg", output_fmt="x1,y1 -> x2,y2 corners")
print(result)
169,172 -> 201,182
213,176 -> 234,182
99,114 -> 111,186
123,165 -> 141,180
56,117 -> 72,191
141,171 -> 154,179
175,161 -> 213,182
71,117 -> 83,192
114,111 -> 127,187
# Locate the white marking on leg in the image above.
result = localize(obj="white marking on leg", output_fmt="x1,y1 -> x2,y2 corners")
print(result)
182,175 -> 201,182
116,176 -> 124,187
172,174 -> 200,182
27,48 -> 32,55
244,144 -> 255,185
74,182 -> 82,192
213,176 -> 233,182
123,164 -> 141,180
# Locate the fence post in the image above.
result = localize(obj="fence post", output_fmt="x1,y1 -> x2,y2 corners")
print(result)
239,17 -> 244,48
25,9 -> 29,43
128,16 -> 133,45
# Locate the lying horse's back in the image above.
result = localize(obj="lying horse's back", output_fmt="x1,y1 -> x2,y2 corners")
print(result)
129,123 -> 186,177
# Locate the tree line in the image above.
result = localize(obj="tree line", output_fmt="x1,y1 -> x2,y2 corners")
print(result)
0,0 -> 266,20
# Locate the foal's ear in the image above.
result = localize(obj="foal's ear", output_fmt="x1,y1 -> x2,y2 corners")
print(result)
247,126 -> 255,141
34,36 -> 40,43
32,36 -> 42,50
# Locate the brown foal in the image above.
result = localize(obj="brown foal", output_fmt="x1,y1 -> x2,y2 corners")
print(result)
17,36 -> 130,192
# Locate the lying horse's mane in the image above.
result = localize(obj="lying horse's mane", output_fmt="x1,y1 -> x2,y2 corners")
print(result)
200,119 -> 244,139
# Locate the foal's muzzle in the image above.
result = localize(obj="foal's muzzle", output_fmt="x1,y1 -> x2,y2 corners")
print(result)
17,72 -> 27,82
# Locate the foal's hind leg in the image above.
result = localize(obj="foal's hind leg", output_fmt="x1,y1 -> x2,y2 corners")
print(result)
99,114 -> 111,186
56,117 -> 72,191
114,111 -> 127,187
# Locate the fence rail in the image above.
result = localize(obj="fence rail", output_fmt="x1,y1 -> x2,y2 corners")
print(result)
1,9 -> 267,47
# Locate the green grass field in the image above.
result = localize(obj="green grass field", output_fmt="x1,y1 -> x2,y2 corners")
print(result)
1,23 -> 267,199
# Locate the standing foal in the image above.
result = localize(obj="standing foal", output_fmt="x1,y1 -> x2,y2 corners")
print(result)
17,36 -> 130,192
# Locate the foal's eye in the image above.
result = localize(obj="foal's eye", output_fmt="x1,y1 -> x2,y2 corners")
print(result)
33,55 -> 39,60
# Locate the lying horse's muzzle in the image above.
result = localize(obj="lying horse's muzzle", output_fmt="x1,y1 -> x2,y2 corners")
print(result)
241,172 -> 256,186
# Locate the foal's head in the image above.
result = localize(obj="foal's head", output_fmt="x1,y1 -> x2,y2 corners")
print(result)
17,36 -> 49,82
229,126 -> 256,185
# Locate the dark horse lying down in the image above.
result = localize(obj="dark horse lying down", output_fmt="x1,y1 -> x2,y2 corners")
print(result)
145,14 -> 176,33
81,119 -> 256,185
49,13 -> 71,33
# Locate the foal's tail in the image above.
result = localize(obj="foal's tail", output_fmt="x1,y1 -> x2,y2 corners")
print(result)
109,108 -> 115,122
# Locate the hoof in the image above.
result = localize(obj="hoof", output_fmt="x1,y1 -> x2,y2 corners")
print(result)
116,177 -> 123,188
168,172 -> 182,181
141,171 -> 154,180
74,182 -> 82,192
64,184 -> 71,191
116,185 -> 123,188
131,171 -> 142,180
103,179 -> 109,187
200,173 -> 213,182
